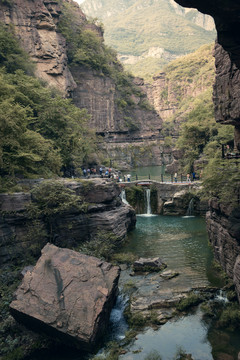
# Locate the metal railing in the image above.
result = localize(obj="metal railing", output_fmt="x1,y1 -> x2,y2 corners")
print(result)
122,173 -> 194,183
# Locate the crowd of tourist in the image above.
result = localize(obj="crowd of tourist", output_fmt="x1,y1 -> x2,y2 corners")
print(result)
81,166 -> 200,183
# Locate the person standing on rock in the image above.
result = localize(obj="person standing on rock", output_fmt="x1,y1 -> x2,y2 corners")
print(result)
174,172 -> 178,182
187,173 -> 191,182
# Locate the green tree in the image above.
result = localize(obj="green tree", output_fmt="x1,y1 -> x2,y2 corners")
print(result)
0,22 -> 34,74
0,69 -> 97,179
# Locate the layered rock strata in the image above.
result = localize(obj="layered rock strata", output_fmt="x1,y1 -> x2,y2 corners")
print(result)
0,0 -> 162,148
206,200 -> 240,299
0,179 -> 136,267
0,0 -> 77,93
10,243 -> 120,350
71,67 -> 161,140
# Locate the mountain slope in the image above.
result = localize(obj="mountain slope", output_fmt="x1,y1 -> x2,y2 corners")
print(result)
147,43 -> 215,126
146,43 -> 234,177
81,0 -> 216,78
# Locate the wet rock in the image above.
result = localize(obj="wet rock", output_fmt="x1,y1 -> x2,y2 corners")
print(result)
131,293 -> 186,312
133,257 -> 167,273
10,244 -> 120,351
160,270 -> 179,279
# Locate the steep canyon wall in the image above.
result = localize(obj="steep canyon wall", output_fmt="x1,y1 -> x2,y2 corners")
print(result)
175,0 -> 240,150
175,0 -> 240,298
0,0 -> 162,164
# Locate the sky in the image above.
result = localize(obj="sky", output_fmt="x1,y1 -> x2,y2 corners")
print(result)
75,0 -> 85,4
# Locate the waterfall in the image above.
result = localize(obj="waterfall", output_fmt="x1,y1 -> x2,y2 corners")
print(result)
146,188 -> 151,215
120,189 -> 129,205
185,198 -> 194,217
109,294 -> 128,340
139,187 -> 156,217
215,290 -> 229,303
145,188 -> 152,215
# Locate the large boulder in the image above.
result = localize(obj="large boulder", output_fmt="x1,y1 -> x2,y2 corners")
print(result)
10,244 -> 120,351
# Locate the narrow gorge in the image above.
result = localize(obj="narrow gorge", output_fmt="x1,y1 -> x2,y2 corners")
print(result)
0,0 -> 240,359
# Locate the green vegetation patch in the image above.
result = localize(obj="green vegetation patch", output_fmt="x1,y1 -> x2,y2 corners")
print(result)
0,21 -> 98,188
218,304 -> 240,331
27,180 -> 88,243
176,293 -> 202,312
125,185 -> 144,213
77,230 -> 119,261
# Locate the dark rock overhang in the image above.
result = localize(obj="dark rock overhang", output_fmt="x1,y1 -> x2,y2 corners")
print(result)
174,0 -> 240,68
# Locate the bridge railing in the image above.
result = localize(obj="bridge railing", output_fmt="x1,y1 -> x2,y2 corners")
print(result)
126,174 -> 189,183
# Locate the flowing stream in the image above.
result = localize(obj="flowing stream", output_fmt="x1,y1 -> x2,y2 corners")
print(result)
24,214 -> 240,360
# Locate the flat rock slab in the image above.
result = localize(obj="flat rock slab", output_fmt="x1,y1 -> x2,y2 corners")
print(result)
10,244 -> 120,351
160,270 -> 179,280
133,257 -> 167,272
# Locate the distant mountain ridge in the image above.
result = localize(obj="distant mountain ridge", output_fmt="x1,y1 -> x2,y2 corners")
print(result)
81,0 -> 216,79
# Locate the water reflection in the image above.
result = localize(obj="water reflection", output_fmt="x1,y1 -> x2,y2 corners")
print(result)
120,309 -> 213,360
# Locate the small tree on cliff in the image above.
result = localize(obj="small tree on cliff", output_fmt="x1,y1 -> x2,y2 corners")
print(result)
27,181 -> 88,243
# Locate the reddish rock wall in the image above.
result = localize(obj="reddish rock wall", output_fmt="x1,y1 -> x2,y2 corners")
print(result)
0,0 -> 162,143
0,0 -> 77,93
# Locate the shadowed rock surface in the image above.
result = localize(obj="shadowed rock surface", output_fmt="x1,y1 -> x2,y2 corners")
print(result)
206,200 -> 240,299
175,0 -> 240,151
10,243 -> 120,351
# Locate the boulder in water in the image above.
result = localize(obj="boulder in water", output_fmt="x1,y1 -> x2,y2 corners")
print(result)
10,243 -> 120,351
133,257 -> 167,272
160,270 -> 179,279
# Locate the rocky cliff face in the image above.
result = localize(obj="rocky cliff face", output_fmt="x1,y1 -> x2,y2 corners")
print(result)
71,67 -> 161,139
175,0 -> 240,151
0,0 -> 77,93
146,44 -> 215,124
0,179 -> 136,268
206,201 -> 240,299
174,0 -> 240,298
0,0 -> 162,151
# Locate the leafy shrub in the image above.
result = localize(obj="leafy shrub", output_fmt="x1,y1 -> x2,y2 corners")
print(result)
27,181 -> 87,242
218,304 -> 240,331
177,293 -> 202,311
77,231 -> 118,261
